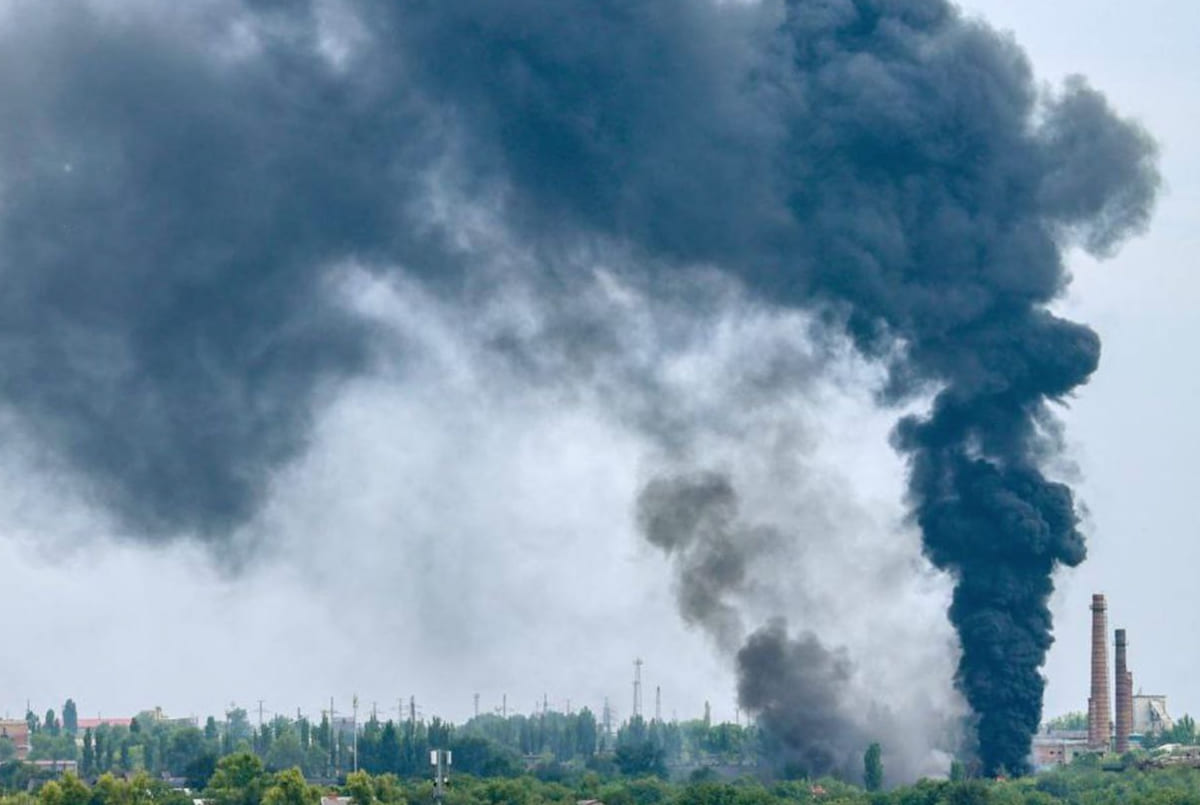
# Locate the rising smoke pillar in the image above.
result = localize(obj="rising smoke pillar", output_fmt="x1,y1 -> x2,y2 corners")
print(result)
1088,594 -> 1111,750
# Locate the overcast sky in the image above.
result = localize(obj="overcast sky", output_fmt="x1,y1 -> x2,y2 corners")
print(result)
0,0 -> 1194,757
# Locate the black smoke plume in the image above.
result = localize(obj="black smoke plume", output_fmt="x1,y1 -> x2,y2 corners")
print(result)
738,620 -> 863,779
0,0 -> 1158,771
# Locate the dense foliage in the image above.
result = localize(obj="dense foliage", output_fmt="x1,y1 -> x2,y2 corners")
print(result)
9,702 -> 1200,805
11,704 -> 757,783
4,754 -> 1200,805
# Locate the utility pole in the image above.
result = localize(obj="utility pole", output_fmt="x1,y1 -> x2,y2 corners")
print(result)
502,694 -> 507,719
352,694 -> 359,773
633,658 -> 643,720
258,700 -> 265,730
430,748 -> 452,802
329,696 -> 337,775
542,693 -> 548,717
655,686 -> 661,723
473,693 -> 479,719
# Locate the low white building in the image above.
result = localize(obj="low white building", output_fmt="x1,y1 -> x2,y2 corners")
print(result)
1133,694 -> 1173,736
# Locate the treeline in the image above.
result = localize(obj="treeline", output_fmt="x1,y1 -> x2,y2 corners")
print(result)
7,752 -> 1200,805
4,701 -> 757,784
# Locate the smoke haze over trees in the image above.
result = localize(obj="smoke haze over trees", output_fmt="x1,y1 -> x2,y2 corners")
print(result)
0,0 -> 1159,778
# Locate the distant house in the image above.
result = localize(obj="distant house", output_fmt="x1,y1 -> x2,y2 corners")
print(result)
320,796 -> 352,805
27,759 -> 79,776
1032,730 -> 1091,769
0,719 -> 30,761
76,718 -> 134,732
72,718 -> 136,748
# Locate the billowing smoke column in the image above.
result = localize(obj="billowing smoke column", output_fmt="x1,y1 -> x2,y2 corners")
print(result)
0,0 -> 1158,773
637,473 -> 864,776
737,621 -> 866,778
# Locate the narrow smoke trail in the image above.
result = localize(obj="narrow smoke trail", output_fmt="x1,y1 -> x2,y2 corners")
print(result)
636,471 -> 871,778
0,0 -> 1158,773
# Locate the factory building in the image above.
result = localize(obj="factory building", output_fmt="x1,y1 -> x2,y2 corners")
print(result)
1133,694 -> 1173,737
1037,594 -> 1175,768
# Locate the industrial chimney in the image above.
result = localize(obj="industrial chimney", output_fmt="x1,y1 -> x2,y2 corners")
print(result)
1115,628 -> 1133,753
1088,594 -> 1111,750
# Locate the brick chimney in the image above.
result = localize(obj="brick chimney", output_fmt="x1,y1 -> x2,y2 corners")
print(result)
1088,594 -> 1111,750
1115,628 -> 1132,753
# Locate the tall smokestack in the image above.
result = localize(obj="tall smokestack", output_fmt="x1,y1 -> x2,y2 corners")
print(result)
1088,594 -> 1111,750
1115,628 -> 1132,753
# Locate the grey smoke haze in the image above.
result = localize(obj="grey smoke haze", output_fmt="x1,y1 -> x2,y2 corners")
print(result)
636,468 -> 959,781
0,0 -> 1158,777
636,472 -> 866,776
637,472 -> 768,653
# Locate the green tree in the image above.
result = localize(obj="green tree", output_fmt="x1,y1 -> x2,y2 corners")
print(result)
576,709 -> 598,758
61,701 -> 78,737
0,736 -> 15,763
82,730 -> 95,777
944,780 -> 993,805
264,733 -> 306,773
166,728 -> 207,776
43,711 -> 58,738
91,773 -> 132,805
378,722 -> 399,774
1043,712 -> 1088,732
864,742 -> 883,792
29,732 -> 78,761
56,774 -> 89,805
227,709 -> 252,746
262,769 -> 316,805
370,774 -> 405,805
207,752 -> 266,805
38,781 -> 63,805
1164,714 -> 1197,745
345,770 -> 373,805
93,730 -> 106,774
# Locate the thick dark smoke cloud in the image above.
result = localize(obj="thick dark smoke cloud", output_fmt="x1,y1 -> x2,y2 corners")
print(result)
738,620 -> 862,779
0,0 -> 1158,772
